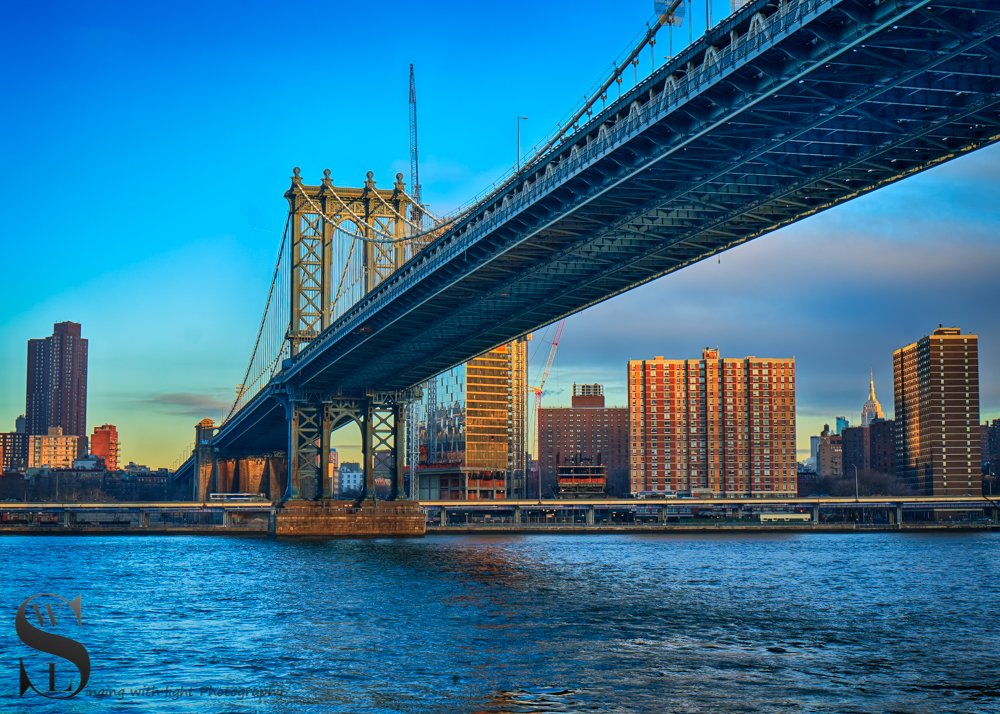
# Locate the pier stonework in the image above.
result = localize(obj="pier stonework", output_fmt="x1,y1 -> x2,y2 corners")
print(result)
271,500 -> 425,537
193,418 -> 217,502
216,459 -> 236,494
239,458 -> 267,495
266,456 -> 287,502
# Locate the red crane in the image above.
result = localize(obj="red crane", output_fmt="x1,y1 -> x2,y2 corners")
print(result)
527,320 -> 565,498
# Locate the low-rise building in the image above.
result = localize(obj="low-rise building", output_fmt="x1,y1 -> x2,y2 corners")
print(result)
869,418 -> 895,476
556,462 -> 607,499
339,462 -> 364,496
538,383 -> 628,497
27,427 -> 80,469
841,425 -> 869,476
816,425 -> 843,478
0,432 -> 29,472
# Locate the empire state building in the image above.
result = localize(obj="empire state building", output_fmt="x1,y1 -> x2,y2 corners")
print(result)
861,370 -> 884,427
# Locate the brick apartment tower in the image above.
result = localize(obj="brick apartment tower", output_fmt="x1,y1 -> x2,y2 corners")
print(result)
25,322 -> 88,455
893,326 -> 980,495
538,383 -> 629,496
628,349 -> 796,497
91,424 -> 120,471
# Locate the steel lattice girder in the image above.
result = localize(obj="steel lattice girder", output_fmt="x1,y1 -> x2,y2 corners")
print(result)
216,0 -> 1000,451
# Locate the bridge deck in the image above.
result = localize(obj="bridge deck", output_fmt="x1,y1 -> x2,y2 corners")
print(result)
216,0 -> 1000,453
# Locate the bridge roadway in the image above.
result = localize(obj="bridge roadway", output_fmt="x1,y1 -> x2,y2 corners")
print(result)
0,502 -> 272,533
213,0 -> 1000,455
419,496 -> 999,508
1,497 -> 996,534
423,495 -> 1000,530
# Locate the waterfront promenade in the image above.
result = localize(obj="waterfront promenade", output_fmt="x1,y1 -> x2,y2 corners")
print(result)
0,496 -> 995,535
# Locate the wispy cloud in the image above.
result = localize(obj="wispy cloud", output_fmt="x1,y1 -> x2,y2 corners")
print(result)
127,392 -> 231,418
542,157 -> 1000,456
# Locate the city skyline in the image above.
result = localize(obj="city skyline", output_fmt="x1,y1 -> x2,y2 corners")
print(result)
2,0 -> 998,467
3,3 -> 1000,712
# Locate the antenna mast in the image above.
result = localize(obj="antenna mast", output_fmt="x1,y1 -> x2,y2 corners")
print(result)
407,63 -> 422,498
408,64 -> 422,227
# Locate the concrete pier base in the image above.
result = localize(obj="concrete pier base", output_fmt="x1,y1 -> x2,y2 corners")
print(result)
271,499 -> 425,537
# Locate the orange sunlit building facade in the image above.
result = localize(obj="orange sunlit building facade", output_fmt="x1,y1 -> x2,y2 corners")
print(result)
90,424 -> 120,471
628,349 -> 796,498
417,340 -> 527,500
893,326 -> 980,496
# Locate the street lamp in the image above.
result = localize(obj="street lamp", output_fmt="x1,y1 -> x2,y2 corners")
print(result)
852,464 -> 859,501
516,116 -> 528,172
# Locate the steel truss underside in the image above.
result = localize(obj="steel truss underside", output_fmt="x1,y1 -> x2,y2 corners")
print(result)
216,0 -> 1000,453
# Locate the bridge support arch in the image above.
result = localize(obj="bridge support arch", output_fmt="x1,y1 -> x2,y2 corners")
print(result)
283,389 -> 417,506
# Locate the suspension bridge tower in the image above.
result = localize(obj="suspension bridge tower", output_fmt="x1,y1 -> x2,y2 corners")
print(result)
280,168 -> 424,517
196,168 -> 431,535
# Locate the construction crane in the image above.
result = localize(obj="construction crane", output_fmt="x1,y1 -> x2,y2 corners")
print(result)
531,320 -> 565,411
408,64 -> 422,228
527,320 -> 565,498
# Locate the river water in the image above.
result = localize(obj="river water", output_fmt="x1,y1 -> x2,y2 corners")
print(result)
1,532 -> 998,713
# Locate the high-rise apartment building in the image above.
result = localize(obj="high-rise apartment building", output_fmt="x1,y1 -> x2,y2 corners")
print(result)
538,383 -> 629,496
835,416 -> 850,435
893,326 -> 980,495
90,424 -> 120,471
417,340 -> 527,500
25,322 -> 88,454
628,349 -> 796,498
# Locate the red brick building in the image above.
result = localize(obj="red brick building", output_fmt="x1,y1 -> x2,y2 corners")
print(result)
628,349 -> 796,498
538,384 -> 628,497
90,424 -> 120,471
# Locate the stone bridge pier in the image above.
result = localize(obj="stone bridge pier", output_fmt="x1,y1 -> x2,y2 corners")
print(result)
274,390 -> 424,536
192,420 -> 286,503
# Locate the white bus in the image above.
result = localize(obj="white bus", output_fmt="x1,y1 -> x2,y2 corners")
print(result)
759,512 -> 812,523
208,493 -> 266,502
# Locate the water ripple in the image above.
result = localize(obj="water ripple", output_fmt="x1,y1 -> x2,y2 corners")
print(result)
0,533 -> 998,712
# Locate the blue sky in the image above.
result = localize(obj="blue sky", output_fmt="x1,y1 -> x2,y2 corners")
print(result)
1,0 -> 997,467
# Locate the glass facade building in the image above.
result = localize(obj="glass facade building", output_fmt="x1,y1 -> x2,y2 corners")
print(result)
417,340 -> 527,500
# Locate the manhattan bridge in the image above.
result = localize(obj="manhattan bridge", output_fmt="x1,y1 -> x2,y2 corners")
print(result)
172,0 -> 1000,532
